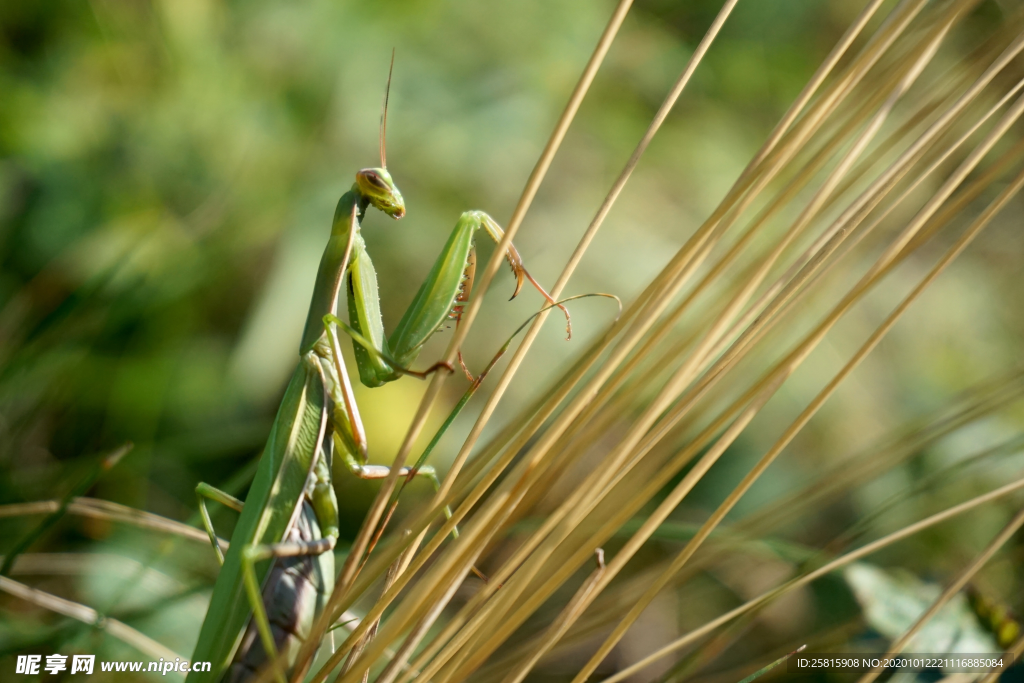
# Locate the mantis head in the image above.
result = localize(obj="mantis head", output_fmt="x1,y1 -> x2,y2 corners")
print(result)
357,53 -> 405,219
356,167 -> 405,219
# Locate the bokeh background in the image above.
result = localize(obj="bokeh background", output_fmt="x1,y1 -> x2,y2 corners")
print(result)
1,0 -> 1022,680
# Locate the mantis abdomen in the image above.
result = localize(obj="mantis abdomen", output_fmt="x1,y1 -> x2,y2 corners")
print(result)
224,500 -> 335,683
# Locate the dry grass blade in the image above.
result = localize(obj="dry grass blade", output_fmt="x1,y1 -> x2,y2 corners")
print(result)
497,550 -> 607,683
321,2 -> 1024,681
426,14 -> 1008,683
601,475 -> 1024,683
979,635 -> 1024,683
0,575 -> 182,663
0,497 -> 227,550
856,504 -> 1024,683
469,369 -> 1024,681
740,371 -> 1024,541
569,125 -> 1024,683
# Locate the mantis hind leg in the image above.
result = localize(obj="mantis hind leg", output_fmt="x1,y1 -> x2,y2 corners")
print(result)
195,483 -> 244,565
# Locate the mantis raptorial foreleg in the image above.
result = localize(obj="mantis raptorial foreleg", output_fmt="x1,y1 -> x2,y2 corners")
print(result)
341,205 -> 570,389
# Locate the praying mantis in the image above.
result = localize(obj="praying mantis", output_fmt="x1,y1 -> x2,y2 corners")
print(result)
184,66 -> 573,683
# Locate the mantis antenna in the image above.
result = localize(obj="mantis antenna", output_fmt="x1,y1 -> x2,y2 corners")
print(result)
380,49 -> 394,169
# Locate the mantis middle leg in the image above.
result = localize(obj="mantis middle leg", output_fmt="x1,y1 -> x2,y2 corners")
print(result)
196,483 -> 244,565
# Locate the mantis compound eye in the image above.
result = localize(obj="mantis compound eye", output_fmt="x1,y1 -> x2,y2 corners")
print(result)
364,171 -> 387,189
357,168 -> 394,192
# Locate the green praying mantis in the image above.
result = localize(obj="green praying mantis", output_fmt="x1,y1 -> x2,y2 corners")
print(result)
184,66 -> 578,683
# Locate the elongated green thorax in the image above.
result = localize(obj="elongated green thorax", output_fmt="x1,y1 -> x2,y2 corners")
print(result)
300,189 -> 367,353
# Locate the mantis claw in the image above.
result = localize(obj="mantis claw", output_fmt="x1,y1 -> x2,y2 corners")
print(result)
503,243 -> 572,339
507,263 -> 525,300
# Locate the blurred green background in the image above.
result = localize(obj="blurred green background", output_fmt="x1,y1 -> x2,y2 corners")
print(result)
1,0 -> 1022,678
0,0 -> 852,543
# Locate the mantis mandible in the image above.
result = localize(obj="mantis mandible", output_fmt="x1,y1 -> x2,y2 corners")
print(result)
184,63 -> 570,683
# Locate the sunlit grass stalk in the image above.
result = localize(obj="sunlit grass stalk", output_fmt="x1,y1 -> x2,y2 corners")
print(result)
322,3 -> 1024,682
568,150 -> 1024,683
602,474 -> 1024,683
0,575 -> 181,662
426,14 -> 971,678
473,374 -> 1024,678
741,370 -> 1024,541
